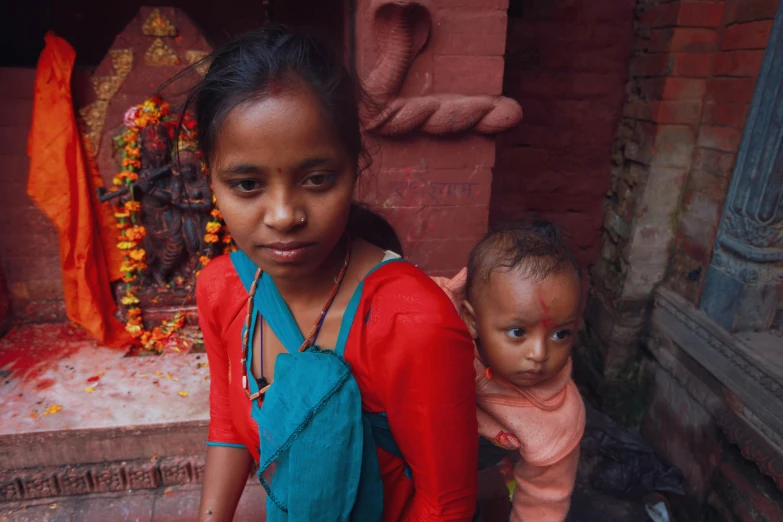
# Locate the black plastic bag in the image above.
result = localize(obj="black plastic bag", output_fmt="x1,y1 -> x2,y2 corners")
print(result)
580,403 -> 685,499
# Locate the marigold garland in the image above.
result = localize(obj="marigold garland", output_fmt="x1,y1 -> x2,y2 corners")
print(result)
109,95 -> 232,352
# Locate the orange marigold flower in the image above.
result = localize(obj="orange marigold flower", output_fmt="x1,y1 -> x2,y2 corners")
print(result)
122,274 -> 137,283
204,233 -> 219,243
210,208 -> 223,220
127,308 -> 142,318
116,221 -> 130,229
128,172 -> 139,182
124,201 -> 141,212
129,249 -> 146,262
222,234 -> 233,244
205,222 -> 221,234
125,225 -> 147,242
199,256 -> 211,266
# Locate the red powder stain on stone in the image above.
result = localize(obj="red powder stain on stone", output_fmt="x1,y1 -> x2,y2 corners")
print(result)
35,378 -> 56,391
0,324 -> 89,384
538,290 -> 551,329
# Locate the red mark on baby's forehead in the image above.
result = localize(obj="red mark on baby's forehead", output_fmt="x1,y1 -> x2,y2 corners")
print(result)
277,167 -> 282,174
538,290 -> 552,329
270,81 -> 281,96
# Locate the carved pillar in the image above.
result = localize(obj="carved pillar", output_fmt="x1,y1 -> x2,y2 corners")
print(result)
701,1 -> 783,332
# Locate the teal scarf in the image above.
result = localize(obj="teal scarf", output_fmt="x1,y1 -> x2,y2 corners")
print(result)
231,251 -> 390,522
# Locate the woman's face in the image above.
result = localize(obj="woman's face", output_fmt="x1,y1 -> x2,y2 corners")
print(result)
210,87 -> 356,281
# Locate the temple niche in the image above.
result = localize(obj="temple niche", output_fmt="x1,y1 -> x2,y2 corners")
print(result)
79,7 -> 215,328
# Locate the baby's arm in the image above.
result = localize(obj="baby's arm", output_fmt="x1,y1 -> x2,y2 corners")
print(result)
510,445 -> 580,522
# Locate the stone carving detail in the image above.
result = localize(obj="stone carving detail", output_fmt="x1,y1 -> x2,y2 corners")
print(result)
126,462 -> 160,490
0,456 -> 207,501
191,457 -> 206,483
160,458 -> 193,485
656,290 -> 783,401
57,469 -> 92,495
702,5 -> 783,330
718,411 -> 783,492
710,249 -> 783,285
145,38 -> 180,67
21,472 -> 59,499
0,476 -> 22,501
142,8 -> 178,37
91,464 -> 126,493
360,0 -> 522,136
78,49 -> 134,157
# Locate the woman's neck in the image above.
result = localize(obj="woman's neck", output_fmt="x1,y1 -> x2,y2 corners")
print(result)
272,241 -> 348,307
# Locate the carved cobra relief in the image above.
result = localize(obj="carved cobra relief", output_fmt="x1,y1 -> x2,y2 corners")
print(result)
360,0 -> 522,136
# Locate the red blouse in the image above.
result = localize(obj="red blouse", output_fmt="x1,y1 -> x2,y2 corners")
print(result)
196,255 -> 478,521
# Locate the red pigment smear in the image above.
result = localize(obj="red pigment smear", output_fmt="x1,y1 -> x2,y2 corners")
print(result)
270,81 -> 281,96
0,324 -> 87,384
538,290 -> 551,329
86,375 -> 100,383
35,378 -> 56,391
277,167 -> 282,174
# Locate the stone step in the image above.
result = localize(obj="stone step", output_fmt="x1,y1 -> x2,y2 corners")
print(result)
0,324 -> 214,504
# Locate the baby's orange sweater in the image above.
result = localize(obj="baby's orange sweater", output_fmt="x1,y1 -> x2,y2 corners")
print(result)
433,269 -> 586,522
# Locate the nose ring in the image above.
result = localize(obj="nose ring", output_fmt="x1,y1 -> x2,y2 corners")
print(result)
300,217 -> 306,223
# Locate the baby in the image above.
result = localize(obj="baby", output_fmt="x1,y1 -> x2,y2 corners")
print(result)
435,221 -> 586,522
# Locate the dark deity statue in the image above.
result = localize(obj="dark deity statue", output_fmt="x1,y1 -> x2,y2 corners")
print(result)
101,123 -> 214,288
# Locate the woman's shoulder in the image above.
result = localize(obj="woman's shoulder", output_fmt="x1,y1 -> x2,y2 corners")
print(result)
363,259 -> 458,317
195,254 -> 246,312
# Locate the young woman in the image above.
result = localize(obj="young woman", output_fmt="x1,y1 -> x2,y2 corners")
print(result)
191,27 -> 478,521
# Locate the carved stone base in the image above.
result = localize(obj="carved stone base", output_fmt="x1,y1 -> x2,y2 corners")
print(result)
0,455 -> 213,502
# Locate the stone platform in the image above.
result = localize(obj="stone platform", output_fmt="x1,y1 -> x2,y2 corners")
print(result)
0,323 -> 222,505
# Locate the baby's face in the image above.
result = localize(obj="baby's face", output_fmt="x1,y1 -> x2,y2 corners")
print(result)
465,267 -> 581,387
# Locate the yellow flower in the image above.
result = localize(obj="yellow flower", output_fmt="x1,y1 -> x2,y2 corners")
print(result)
204,233 -> 219,243
205,222 -> 221,234
199,256 -> 211,267
129,249 -> 146,262
117,241 -> 137,250
178,391 -> 189,398
124,201 -> 141,213
121,293 -> 140,306
114,211 -> 130,219
126,323 -> 144,336
44,404 -> 63,415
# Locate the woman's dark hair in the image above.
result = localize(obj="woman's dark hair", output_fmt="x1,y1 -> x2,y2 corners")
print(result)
179,25 -> 402,254
465,220 -> 581,302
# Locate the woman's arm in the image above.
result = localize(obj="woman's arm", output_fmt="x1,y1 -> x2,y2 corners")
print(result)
372,304 -> 478,521
196,268 -> 254,521
198,446 -> 253,521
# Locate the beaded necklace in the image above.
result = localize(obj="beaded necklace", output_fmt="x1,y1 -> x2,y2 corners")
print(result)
241,236 -> 352,402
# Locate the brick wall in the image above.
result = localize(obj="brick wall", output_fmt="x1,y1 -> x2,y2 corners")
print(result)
356,0 -> 510,276
665,0 -> 779,303
489,0 -> 636,268
0,68 -> 67,324
588,0 -> 778,370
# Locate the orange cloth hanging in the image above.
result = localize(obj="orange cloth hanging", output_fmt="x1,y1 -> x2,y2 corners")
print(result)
27,32 -> 130,348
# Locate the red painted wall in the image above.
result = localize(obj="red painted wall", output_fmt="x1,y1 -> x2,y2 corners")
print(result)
0,68 -> 67,323
490,0 -> 636,268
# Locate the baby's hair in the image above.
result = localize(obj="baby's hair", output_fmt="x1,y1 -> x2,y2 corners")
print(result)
465,220 -> 581,302
172,25 -> 401,254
